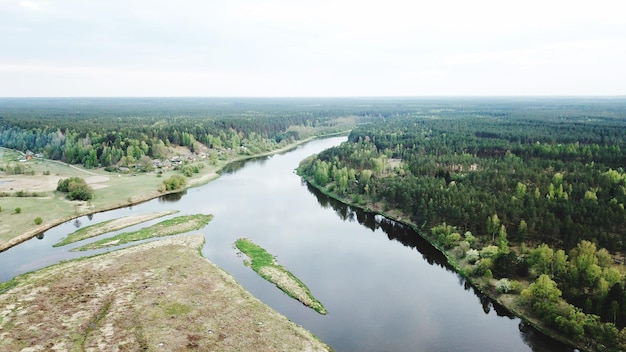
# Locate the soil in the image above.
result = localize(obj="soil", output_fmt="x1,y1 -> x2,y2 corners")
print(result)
0,234 -> 331,351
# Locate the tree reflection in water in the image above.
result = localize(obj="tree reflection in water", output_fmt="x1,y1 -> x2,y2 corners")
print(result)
305,181 -> 575,352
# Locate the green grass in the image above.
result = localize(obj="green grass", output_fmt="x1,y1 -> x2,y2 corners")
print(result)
73,214 -> 213,251
235,238 -> 327,315
53,210 -> 179,247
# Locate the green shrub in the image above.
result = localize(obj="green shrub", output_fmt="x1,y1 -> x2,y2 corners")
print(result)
163,175 -> 187,191
14,207 -> 21,214
57,177 -> 94,201
34,217 -> 43,225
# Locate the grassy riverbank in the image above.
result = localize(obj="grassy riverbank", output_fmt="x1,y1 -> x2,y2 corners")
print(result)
0,234 -> 332,351
235,238 -> 327,315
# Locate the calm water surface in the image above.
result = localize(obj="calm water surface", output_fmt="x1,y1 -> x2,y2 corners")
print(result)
0,137 -> 575,352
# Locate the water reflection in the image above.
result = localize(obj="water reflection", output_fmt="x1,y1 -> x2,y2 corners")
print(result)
305,182 -> 451,269
304,180 -> 575,351
159,190 -> 187,202
219,155 -> 270,174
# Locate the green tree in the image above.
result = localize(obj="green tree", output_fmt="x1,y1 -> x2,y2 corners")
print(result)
529,243 -> 554,276
498,225 -> 509,254
487,214 -> 501,243
521,274 -> 562,320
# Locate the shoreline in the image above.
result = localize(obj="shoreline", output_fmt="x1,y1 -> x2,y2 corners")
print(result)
299,174 -> 586,352
0,134 -> 345,253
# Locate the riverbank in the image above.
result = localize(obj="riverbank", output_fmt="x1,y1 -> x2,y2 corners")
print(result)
298,174 -> 586,352
0,234 -> 332,351
0,134 -> 346,253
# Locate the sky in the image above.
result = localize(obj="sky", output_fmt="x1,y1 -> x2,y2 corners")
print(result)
1,0 -> 625,97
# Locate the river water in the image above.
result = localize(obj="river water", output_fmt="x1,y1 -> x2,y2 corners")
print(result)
0,136 -> 575,351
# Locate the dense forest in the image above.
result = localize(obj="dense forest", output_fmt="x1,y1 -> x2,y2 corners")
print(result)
0,97 -> 371,169
297,97 -> 626,350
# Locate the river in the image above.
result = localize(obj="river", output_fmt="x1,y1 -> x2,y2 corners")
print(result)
0,136 -> 575,351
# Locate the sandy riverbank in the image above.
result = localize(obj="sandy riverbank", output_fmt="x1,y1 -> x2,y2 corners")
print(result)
0,234 -> 332,351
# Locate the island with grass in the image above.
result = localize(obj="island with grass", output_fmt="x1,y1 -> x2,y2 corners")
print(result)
235,238 -> 327,315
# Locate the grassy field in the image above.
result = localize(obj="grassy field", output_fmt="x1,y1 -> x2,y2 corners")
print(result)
235,238 -> 327,315
0,234 -> 332,351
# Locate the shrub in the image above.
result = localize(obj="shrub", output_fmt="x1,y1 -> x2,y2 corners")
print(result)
443,232 -> 461,249
496,278 -> 512,293
480,245 -> 500,259
163,175 -> 187,191
34,217 -> 43,225
14,207 -> 21,214
464,231 -> 476,246
57,177 -> 94,201
466,249 -> 480,264
473,258 -> 493,277
454,241 -> 470,258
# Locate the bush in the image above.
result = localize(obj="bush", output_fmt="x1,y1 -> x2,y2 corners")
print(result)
496,278 -> 512,293
480,245 -> 500,259
57,177 -> 94,201
14,207 -> 21,214
466,249 -> 480,264
163,175 -> 187,191
454,241 -> 470,258
34,217 -> 43,225
464,231 -> 476,246
474,258 -> 493,277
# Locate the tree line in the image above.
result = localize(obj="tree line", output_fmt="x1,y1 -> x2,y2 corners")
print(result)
0,98 -> 362,169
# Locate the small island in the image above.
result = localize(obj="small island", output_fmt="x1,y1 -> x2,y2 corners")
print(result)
235,238 -> 328,315
73,214 -> 213,251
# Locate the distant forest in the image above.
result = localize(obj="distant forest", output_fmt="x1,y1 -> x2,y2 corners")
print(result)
0,97 -> 370,168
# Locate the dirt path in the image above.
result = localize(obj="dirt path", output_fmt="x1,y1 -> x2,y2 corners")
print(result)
0,235 -> 332,351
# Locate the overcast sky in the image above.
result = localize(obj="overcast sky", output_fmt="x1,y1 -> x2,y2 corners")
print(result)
1,0 -> 625,97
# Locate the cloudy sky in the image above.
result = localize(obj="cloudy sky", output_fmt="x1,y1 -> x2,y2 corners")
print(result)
1,0 -> 625,97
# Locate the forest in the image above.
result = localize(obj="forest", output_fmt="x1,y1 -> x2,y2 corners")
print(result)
297,97 -> 626,350
0,97 -> 368,169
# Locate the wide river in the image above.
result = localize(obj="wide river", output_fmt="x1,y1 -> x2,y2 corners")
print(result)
0,136 -> 576,351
